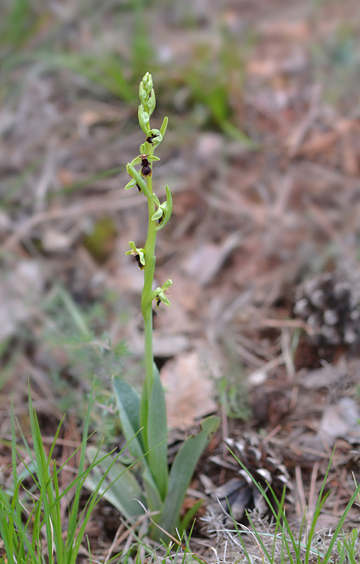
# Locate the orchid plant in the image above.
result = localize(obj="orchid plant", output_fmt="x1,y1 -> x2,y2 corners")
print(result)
87,73 -> 219,542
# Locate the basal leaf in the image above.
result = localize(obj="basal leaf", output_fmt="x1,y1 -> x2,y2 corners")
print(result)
147,369 -> 168,501
113,376 -> 144,459
155,415 -> 219,539
143,465 -> 163,513
85,447 -> 145,519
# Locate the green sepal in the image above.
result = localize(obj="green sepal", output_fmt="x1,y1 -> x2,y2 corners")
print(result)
130,155 -> 160,165
155,415 -> 220,541
157,294 -> 170,307
125,178 -> 137,190
151,207 -> 164,222
130,156 -> 142,166
148,128 -> 161,138
151,192 -> 164,222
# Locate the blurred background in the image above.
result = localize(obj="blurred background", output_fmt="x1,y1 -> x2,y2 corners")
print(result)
1,0 -> 360,445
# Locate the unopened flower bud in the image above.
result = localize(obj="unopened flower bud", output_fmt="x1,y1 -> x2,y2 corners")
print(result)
142,72 -> 153,93
147,89 -> 156,116
138,105 -> 150,134
139,82 -> 147,105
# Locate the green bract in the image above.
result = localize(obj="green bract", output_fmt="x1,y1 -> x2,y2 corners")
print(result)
103,73 -> 219,542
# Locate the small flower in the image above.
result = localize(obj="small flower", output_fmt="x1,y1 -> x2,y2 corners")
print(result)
128,155 -> 160,181
146,133 -> 156,144
151,279 -> 173,307
126,241 -> 145,269
152,186 -> 172,231
145,129 -> 163,149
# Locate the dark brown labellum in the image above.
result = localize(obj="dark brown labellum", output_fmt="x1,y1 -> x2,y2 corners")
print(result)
141,164 -> 152,177
141,155 -> 152,177
135,254 -> 144,269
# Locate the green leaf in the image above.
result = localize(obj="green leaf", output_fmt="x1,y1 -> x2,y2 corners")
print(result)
126,165 -> 150,197
155,415 -> 219,539
160,117 -> 168,137
113,376 -> 145,459
85,447 -> 145,520
143,466 -> 163,513
147,369 -> 168,501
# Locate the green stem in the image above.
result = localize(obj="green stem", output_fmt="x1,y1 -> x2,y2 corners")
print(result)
140,148 -> 157,436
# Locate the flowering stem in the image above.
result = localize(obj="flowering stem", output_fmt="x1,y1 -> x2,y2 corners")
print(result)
114,73 -> 219,541
141,159 -> 157,432
124,72 -> 172,448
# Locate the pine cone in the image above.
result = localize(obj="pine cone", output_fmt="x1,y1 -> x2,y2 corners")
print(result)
294,273 -> 360,346
203,433 -> 293,522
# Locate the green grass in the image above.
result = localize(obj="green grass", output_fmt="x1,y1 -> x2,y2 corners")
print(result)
0,0 -> 39,51
215,448 -> 360,564
0,384 -> 139,564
